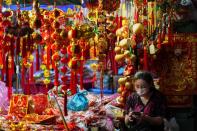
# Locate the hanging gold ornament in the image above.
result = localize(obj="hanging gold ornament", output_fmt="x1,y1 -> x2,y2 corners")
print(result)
4,0 -> 12,6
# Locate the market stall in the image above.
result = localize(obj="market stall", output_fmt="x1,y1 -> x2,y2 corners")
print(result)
0,0 -> 197,130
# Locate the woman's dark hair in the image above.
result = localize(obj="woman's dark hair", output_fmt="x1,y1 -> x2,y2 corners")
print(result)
134,71 -> 155,91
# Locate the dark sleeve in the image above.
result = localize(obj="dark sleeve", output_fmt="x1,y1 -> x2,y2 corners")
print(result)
154,93 -> 167,117
125,93 -> 136,115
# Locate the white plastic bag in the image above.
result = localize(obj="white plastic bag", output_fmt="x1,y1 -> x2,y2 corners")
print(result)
0,81 -> 9,114
164,117 -> 180,131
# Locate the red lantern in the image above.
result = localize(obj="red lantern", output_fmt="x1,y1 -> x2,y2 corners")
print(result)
61,66 -> 67,73
60,47 -> 67,54
61,57 -> 68,64
61,76 -> 67,83
52,52 -> 60,61
51,42 -> 59,51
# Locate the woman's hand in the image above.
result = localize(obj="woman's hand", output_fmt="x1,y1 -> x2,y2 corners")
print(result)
125,112 -> 133,124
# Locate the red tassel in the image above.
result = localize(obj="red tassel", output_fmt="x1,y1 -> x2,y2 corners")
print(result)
134,8 -> 139,23
1,52 -> 5,81
47,45 -> 51,69
64,89 -> 67,116
10,36 -> 15,57
8,68 -> 12,100
151,10 -> 154,25
21,60 -> 26,89
29,62 -> 34,83
0,50 -> 3,70
26,71 -> 30,95
16,37 -> 20,55
80,60 -> 83,90
36,48 -> 40,71
70,70 -> 77,95
143,47 -> 148,70
157,31 -> 161,49
100,71 -> 104,103
54,63 -> 59,86
114,14 -> 119,31
22,37 -> 27,58
6,56 -> 13,100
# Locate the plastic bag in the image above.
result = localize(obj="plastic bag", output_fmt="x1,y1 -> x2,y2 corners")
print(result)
0,81 -> 9,114
164,117 -> 180,131
67,91 -> 89,111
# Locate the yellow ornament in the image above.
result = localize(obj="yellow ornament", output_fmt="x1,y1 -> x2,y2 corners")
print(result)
44,70 -> 50,78
43,78 -> 51,85
29,55 -> 34,62
40,64 -> 46,70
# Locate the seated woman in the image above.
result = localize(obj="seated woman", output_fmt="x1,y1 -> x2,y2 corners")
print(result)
124,71 -> 167,131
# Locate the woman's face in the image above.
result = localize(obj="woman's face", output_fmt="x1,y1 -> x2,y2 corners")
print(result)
134,79 -> 150,96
